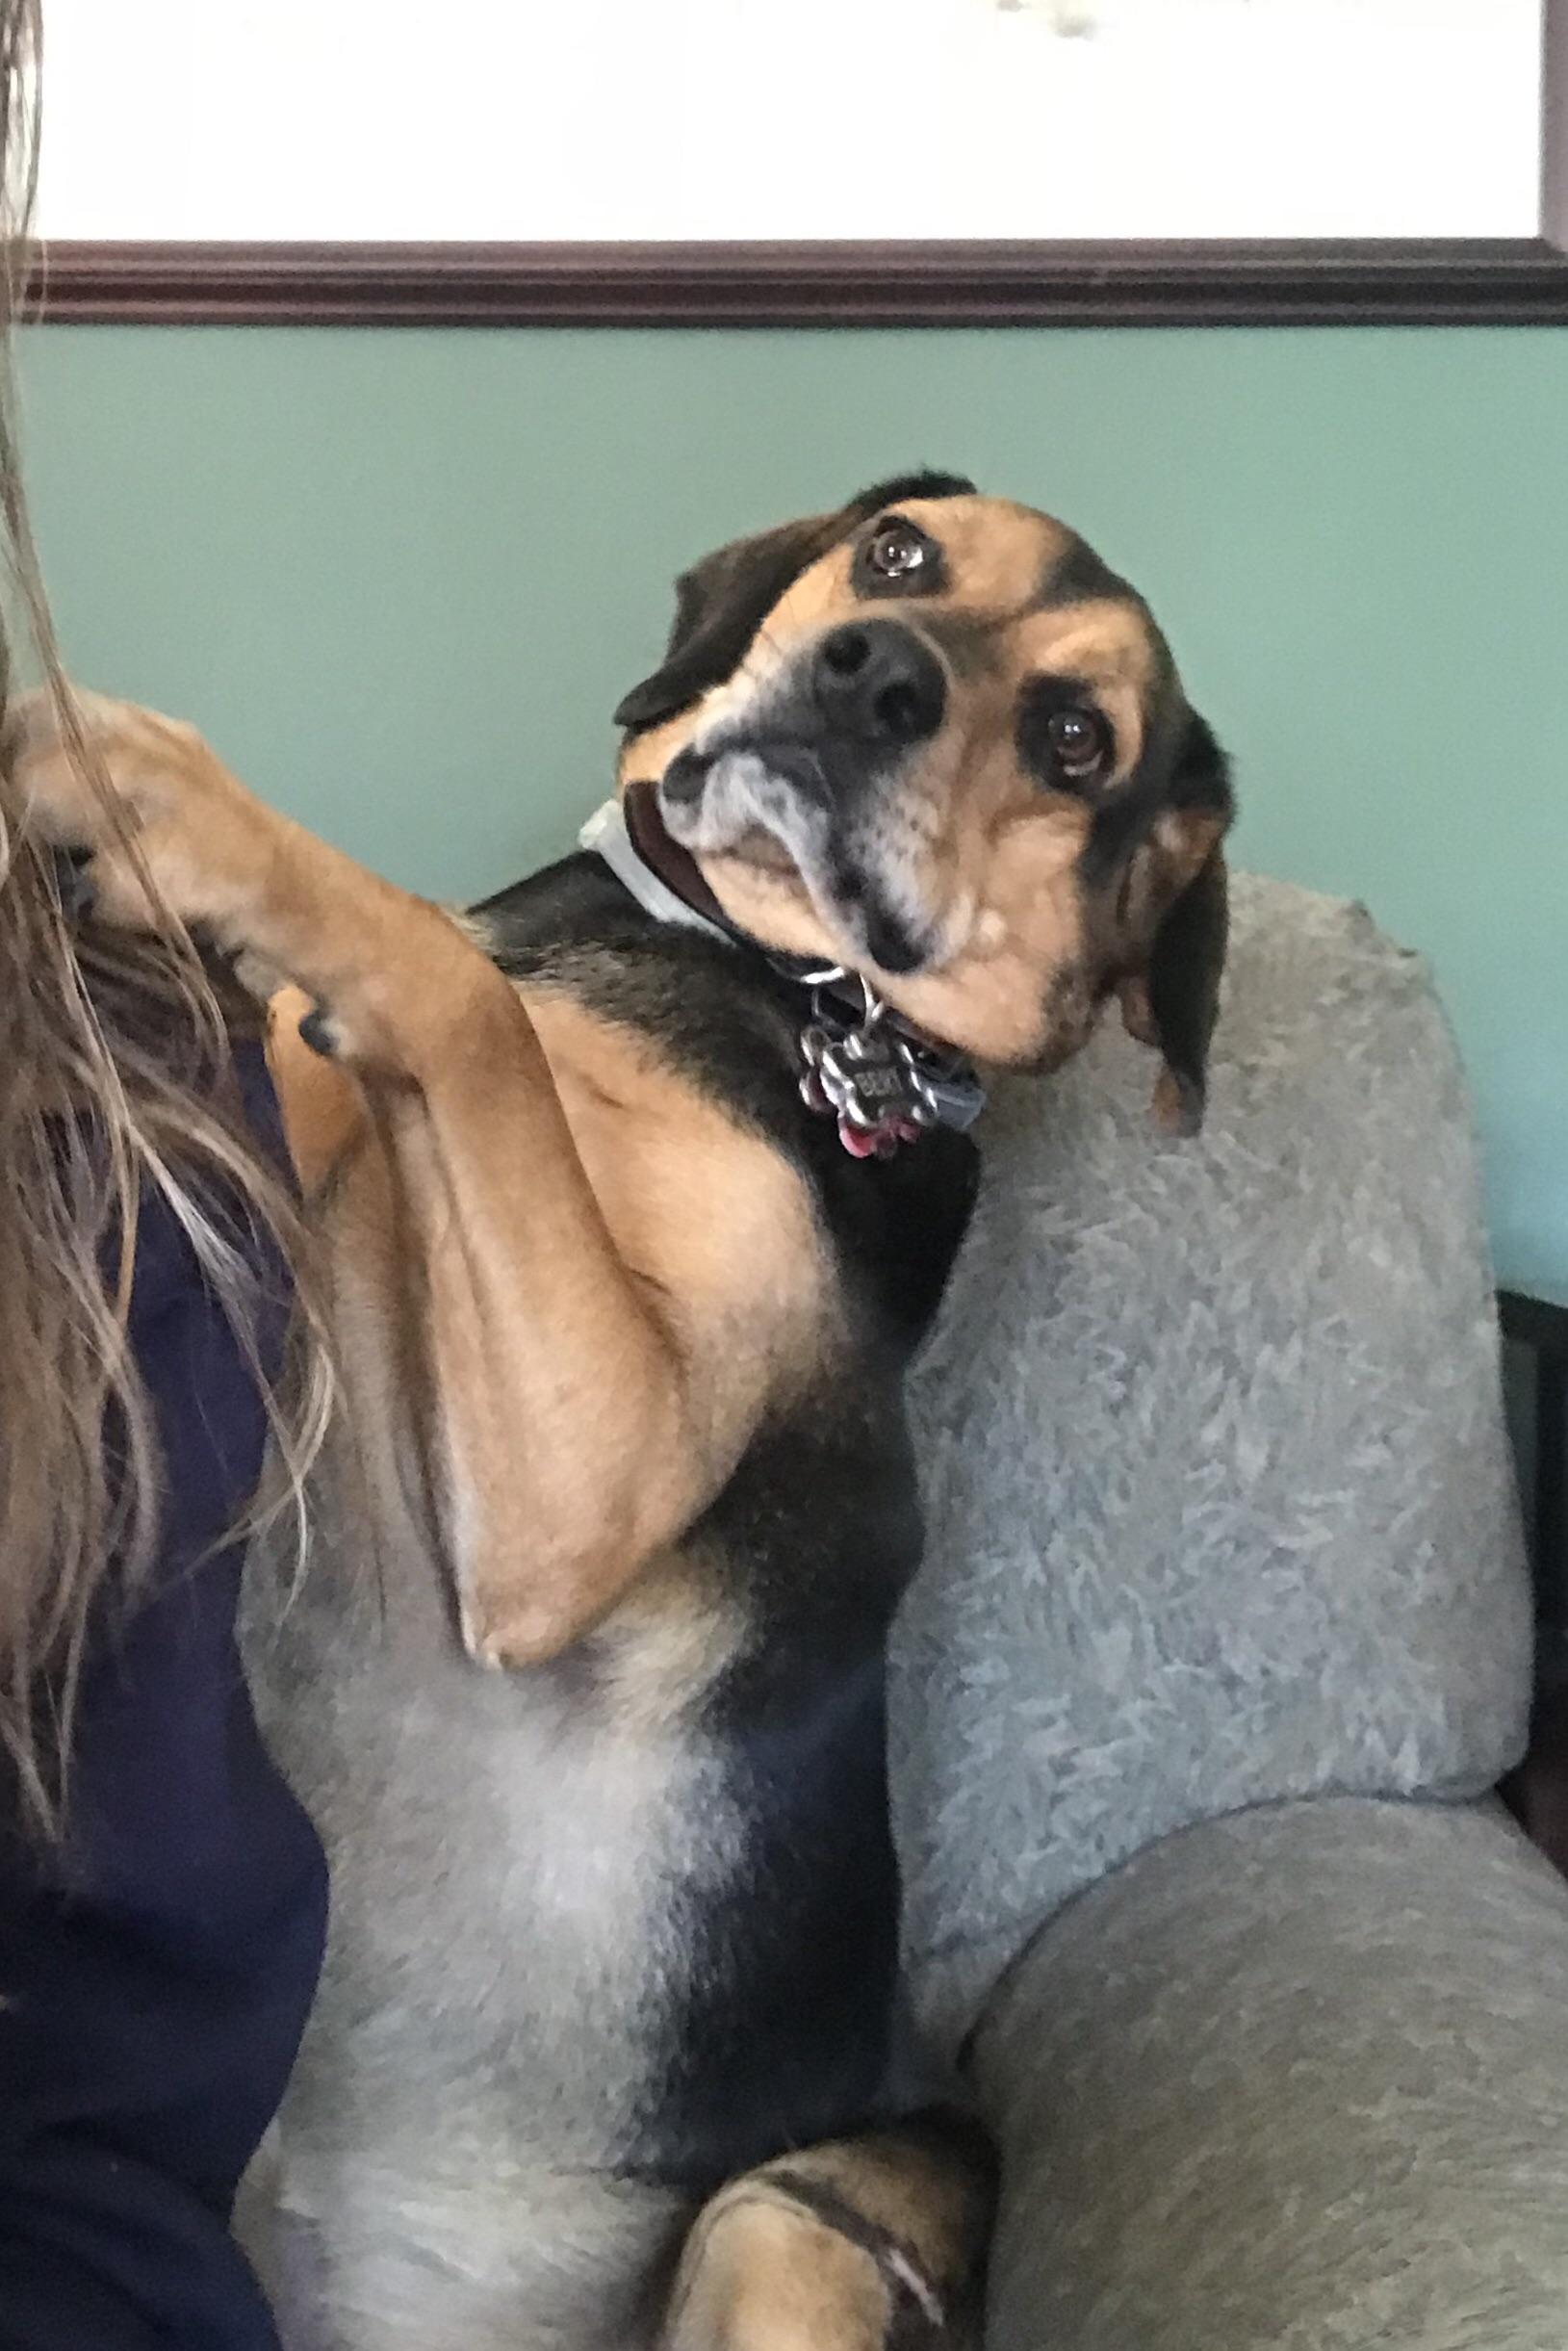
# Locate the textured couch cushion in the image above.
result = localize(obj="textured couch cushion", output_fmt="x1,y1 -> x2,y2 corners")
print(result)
892,872 -> 1532,2059
976,1800 -> 1568,2351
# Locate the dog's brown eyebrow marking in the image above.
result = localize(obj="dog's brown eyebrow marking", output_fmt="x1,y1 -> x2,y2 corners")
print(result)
1019,594 -> 1165,690
918,608 -> 1015,678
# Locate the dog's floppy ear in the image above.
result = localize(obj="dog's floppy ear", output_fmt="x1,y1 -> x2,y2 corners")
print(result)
614,471 -> 976,735
1120,712 -> 1233,1137
613,513 -> 838,734
1144,840 -> 1228,1137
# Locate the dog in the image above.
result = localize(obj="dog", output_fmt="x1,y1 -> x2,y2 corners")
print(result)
16,475 -> 1233,2350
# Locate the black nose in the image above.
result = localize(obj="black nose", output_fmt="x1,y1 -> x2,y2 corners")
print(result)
812,621 -> 946,746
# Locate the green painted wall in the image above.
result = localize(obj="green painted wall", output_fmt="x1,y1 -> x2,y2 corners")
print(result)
17,323 -> 1568,1298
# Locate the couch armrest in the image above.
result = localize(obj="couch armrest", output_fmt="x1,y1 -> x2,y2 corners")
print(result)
973,1798 -> 1568,2350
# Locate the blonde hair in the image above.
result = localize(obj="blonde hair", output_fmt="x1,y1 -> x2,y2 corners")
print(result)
0,0 -> 327,1838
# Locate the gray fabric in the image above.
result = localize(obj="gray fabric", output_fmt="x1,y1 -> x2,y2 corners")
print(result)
975,1799 -> 1568,2350
893,873 -> 1532,2059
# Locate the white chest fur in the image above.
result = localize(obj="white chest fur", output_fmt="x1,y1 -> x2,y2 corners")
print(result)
241,1514 -> 745,2349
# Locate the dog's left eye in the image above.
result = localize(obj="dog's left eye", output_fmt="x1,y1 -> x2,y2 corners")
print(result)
865,520 -> 930,580
1045,707 -> 1110,777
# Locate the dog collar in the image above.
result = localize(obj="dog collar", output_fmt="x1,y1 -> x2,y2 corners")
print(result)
579,791 -> 986,1159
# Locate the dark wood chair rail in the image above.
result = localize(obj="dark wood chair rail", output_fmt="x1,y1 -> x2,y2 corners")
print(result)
23,237 -> 1568,330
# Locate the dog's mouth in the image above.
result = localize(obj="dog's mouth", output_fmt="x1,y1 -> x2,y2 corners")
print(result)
656,737 -> 947,977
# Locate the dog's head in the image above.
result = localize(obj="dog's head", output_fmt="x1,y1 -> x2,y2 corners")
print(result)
616,475 -> 1233,1129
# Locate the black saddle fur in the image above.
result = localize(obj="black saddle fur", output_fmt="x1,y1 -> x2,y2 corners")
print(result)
474,850 -> 979,2189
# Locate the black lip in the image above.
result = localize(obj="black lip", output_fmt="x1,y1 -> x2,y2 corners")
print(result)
676,733 -> 853,798
660,745 -> 707,808
829,856 -> 929,974
737,738 -> 834,798
860,915 -> 924,974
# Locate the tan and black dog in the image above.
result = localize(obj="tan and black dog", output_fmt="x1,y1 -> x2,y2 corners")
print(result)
16,477 -> 1232,2351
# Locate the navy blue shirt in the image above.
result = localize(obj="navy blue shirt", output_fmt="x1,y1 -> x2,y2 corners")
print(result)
0,1043 -> 328,2348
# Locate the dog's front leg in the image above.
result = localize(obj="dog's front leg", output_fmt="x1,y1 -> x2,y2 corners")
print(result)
14,691 -> 759,1664
278,970 -> 760,1666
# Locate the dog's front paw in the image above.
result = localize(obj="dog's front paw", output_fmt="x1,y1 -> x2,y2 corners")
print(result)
9,685 -> 270,939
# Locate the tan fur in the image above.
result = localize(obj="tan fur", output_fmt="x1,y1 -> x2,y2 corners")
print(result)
667,2200 -> 895,2351
670,2126 -> 992,2350
524,987 -> 835,1397
750,2132 -> 990,2286
268,989 -> 364,1188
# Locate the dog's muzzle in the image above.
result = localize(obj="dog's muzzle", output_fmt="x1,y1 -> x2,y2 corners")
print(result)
656,622 -> 948,975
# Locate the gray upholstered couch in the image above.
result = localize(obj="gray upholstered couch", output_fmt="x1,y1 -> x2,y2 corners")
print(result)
894,873 -> 1568,2348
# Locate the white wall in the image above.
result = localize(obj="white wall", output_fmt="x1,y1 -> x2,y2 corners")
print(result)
33,0 -> 1543,243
